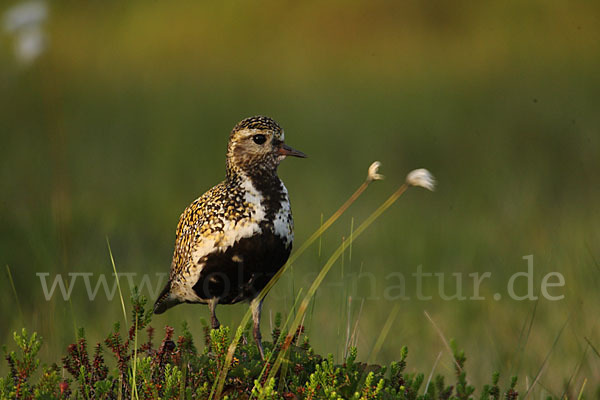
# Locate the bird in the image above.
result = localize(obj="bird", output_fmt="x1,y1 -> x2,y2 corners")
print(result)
153,115 -> 306,358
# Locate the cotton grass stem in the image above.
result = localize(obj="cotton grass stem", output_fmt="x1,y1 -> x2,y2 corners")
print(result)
265,181 -> 416,383
214,166 -> 433,398
250,290 -> 305,400
214,163 -> 382,399
258,161 -> 384,300
212,289 -> 304,400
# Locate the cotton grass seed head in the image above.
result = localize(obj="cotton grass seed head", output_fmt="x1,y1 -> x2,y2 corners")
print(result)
367,161 -> 384,182
3,0 -> 48,65
406,169 -> 436,191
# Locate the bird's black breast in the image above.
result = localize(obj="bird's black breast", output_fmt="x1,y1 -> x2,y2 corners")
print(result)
191,230 -> 291,304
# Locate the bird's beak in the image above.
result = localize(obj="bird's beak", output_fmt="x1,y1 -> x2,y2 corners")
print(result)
278,143 -> 307,158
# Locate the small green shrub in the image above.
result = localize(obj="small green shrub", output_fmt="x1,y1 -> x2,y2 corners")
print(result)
1,292 -> 529,400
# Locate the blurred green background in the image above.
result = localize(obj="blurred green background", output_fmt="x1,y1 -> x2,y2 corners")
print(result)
1,0 -> 599,395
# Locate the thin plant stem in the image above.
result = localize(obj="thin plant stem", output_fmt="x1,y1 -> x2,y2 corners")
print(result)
68,295 -> 78,342
424,311 -> 463,372
349,298 -> 364,349
560,345 -> 589,400
367,303 -> 400,364
344,296 -> 352,359
584,337 -> 600,358
292,181 -> 368,264
257,180 -> 372,302
424,351 -> 443,394
349,217 -> 354,264
106,237 -> 128,325
250,291 -> 305,400
513,300 -> 538,377
577,378 -> 587,400
523,314 -> 571,399
214,178 -> 384,399
318,213 -> 323,258
132,317 -> 139,400
5,265 -> 24,323
265,183 -> 410,383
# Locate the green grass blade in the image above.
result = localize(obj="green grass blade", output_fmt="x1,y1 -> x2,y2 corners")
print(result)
132,317 -> 139,400
5,264 -> 24,323
513,300 -> 538,377
424,310 -> 462,372
106,236 -> 128,325
367,303 -> 400,364
424,351 -> 443,394
523,314 -> 571,399
584,337 -> 600,359
577,378 -> 587,400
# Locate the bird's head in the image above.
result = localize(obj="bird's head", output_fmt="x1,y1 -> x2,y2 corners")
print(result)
226,116 -> 306,179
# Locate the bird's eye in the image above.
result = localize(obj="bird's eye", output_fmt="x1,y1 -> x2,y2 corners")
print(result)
252,134 -> 267,145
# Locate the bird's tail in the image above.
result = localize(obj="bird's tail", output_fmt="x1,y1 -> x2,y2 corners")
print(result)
153,280 -> 179,314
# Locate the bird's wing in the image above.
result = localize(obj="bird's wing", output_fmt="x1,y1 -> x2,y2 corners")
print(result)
169,183 -> 228,280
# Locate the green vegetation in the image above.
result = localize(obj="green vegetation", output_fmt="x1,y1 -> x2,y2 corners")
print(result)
1,292 -> 524,400
1,0 -> 600,398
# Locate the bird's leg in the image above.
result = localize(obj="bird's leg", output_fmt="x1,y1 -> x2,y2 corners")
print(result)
208,298 -> 220,330
250,297 -> 265,360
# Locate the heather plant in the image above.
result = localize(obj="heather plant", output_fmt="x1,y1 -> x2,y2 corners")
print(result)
1,329 -> 62,399
0,292 -> 528,400
0,289 -> 529,399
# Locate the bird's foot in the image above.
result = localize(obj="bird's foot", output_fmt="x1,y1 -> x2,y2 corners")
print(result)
209,298 -> 220,330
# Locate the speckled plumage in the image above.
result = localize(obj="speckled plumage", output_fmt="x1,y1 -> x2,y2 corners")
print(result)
154,115 -> 306,358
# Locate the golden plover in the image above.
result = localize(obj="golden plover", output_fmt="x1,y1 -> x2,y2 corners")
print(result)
154,115 -> 306,358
